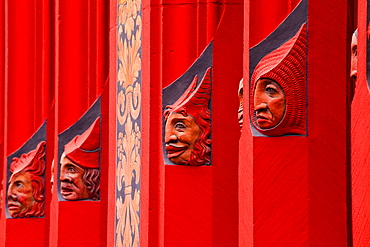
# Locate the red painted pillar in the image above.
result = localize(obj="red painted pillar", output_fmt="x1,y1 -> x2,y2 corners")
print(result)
352,1 -> 370,246
144,0 -> 242,246
212,0 -> 243,246
241,0 -> 350,245
0,0 -> 51,246
51,0 -> 109,246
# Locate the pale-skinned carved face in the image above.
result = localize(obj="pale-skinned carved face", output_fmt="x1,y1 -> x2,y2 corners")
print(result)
351,31 -> 358,82
254,78 -> 286,129
60,154 -> 89,200
165,112 -> 201,164
7,172 -> 34,217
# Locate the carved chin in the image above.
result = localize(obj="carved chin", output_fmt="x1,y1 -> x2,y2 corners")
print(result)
61,190 -> 80,200
168,149 -> 191,164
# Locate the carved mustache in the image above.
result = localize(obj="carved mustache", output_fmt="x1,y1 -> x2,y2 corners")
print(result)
60,180 -> 79,190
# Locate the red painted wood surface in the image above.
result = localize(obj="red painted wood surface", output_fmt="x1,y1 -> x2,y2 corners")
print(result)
0,0 -> 51,246
52,0 -> 109,246
240,0 -> 350,246
144,0 -> 242,246
352,1 -> 370,246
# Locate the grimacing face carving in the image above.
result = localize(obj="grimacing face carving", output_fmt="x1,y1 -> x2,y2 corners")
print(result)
254,78 -> 286,129
7,172 -> 35,217
165,112 -> 201,164
60,153 -> 89,200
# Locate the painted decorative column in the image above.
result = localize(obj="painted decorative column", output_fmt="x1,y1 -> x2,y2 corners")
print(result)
115,0 -> 142,246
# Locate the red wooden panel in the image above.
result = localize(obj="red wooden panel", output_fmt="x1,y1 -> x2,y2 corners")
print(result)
250,0 -> 301,48
240,0 -> 350,245
52,0 -> 109,246
162,4 -> 198,88
1,0 -> 50,246
212,3 -> 243,246
240,2 -> 253,247
352,0 -> 370,246
164,166 -> 212,247
308,0 -> 348,244
0,0 -> 4,238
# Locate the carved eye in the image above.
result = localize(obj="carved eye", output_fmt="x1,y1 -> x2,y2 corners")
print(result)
175,122 -> 186,132
265,86 -> 278,94
352,45 -> 357,56
67,166 -> 77,173
15,182 -> 23,189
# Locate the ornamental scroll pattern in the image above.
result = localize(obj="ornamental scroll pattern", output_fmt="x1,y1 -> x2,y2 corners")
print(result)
116,0 -> 142,246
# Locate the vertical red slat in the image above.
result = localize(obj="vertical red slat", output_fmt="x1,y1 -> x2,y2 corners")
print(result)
144,0 -> 165,246
2,0 -> 49,246
161,0 -> 198,87
0,0 -> 4,243
53,0 -> 108,246
162,0 -> 212,246
141,0 -> 151,245
239,1 -> 253,246
352,0 -> 370,246
308,0 -> 349,245
212,1 -> 243,246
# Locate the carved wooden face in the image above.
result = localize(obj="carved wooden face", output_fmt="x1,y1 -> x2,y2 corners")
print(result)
254,78 -> 286,129
350,32 -> 358,81
60,154 -> 89,200
165,112 -> 201,164
7,172 -> 34,217
238,79 -> 244,130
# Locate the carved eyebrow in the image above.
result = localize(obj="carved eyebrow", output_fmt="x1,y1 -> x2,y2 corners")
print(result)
170,116 -> 189,122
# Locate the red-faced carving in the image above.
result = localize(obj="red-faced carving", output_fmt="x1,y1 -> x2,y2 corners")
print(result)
165,113 -> 201,164
250,24 -> 307,136
254,78 -> 286,129
164,68 -> 212,166
7,141 -> 46,218
60,117 -> 100,201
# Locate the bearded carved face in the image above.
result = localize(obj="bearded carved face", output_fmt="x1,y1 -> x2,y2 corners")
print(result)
165,112 -> 201,164
60,154 -> 89,200
7,172 -> 35,217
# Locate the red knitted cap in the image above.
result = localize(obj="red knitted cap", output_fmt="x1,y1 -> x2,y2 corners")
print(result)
250,24 -> 307,136
64,117 -> 101,169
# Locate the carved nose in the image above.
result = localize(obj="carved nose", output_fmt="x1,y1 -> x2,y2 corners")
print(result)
60,172 -> 70,182
8,193 -> 17,201
165,134 -> 178,143
254,102 -> 268,113
350,69 -> 357,80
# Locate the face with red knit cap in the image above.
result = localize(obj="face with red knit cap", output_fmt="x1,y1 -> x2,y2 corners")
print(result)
254,78 -> 286,129
60,153 -> 89,200
250,24 -> 307,136
60,117 -> 101,201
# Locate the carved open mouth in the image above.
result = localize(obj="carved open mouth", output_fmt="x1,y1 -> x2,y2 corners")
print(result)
61,185 -> 75,196
165,144 -> 187,158
7,203 -> 20,211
